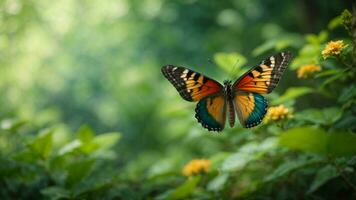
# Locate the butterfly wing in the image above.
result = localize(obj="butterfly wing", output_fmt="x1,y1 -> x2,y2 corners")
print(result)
234,92 -> 268,128
195,95 -> 226,131
161,65 -> 223,101
232,52 -> 291,128
233,52 -> 292,94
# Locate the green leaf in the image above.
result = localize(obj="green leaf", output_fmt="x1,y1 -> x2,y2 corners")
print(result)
279,127 -> 356,156
58,139 -> 82,155
315,69 -> 341,78
65,159 -> 95,188
207,173 -> 229,191
12,149 -> 38,163
222,152 -> 253,171
166,176 -> 201,200
272,87 -> 313,105
308,165 -> 339,193
290,44 -> 321,70
339,85 -> 356,103
41,187 -> 71,200
214,52 -> 247,75
305,31 -> 327,45
252,40 -> 276,56
265,156 -> 322,182
78,132 -> 121,154
0,118 -> 27,132
209,152 -> 230,170
222,138 -> 277,171
29,130 -> 53,160
77,125 -> 94,142
252,34 -> 303,56
320,71 -> 345,89
328,15 -> 343,30
294,107 -> 342,125
92,132 -> 121,150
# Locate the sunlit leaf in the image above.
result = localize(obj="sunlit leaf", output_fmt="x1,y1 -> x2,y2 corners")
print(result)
290,44 -> 321,69
166,176 -> 201,200
279,127 -> 356,156
222,152 -> 253,171
328,15 -> 343,30
209,152 -> 230,170
294,107 -> 342,125
29,130 -> 53,160
77,125 -> 94,142
252,40 -> 276,56
58,139 -> 82,155
207,173 -> 229,191
222,138 -> 277,171
308,165 -> 339,193
272,87 -> 313,105
214,52 -> 247,75
92,132 -> 121,150
0,118 -> 27,132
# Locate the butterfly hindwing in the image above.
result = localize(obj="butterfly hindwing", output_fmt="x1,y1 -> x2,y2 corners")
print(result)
161,65 -> 223,101
234,92 -> 268,128
234,52 -> 292,94
195,95 -> 226,131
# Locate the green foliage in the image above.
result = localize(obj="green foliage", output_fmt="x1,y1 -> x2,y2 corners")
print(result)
0,1 -> 355,200
308,165 -> 339,193
280,127 -> 356,156
0,122 -> 121,199
271,87 -> 313,105
214,52 -> 247,77
164,176 -> 201,200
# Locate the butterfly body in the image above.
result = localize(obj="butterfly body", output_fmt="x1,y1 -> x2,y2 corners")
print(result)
162,52 -> 292,131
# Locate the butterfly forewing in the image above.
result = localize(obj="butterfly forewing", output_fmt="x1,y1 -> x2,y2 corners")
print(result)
161,65 -> 223,101
233,52 -> 292,94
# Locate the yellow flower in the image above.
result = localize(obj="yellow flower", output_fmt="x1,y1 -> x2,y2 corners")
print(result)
264,105 -> 292,123
297,64 -> 321,78
182,159 -> 211,177
321,40 -> 347,59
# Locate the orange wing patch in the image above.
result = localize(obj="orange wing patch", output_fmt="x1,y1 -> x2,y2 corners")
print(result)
195,95 -> 226,131
162,65 -> 223,101
236,64 -> 273,94
234,52 -> 292,94
234,92 -> 268,128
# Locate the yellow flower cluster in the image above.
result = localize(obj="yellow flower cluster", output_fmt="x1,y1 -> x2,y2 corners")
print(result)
321,40 -> 347,59
265,105 -> 292,122
297,64 -> 321,78
182,159 -> 210,177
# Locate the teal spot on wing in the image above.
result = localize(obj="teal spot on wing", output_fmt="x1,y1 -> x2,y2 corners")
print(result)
195,97 -> 224,131
245,93 -> 268,128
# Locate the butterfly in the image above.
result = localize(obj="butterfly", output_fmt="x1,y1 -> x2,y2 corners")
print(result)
161,52 -> 292,131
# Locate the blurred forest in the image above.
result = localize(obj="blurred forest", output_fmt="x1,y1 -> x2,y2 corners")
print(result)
0,0 -> 355,199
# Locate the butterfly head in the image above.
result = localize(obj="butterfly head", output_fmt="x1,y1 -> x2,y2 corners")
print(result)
223,80 -> 232,86
223,80 -> 233,100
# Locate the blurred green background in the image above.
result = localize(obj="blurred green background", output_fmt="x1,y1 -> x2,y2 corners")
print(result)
0,0 -> 355,199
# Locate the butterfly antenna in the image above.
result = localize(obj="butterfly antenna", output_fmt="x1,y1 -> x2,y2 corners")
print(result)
207,58 -> 214,65
230,58 -> 240,79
